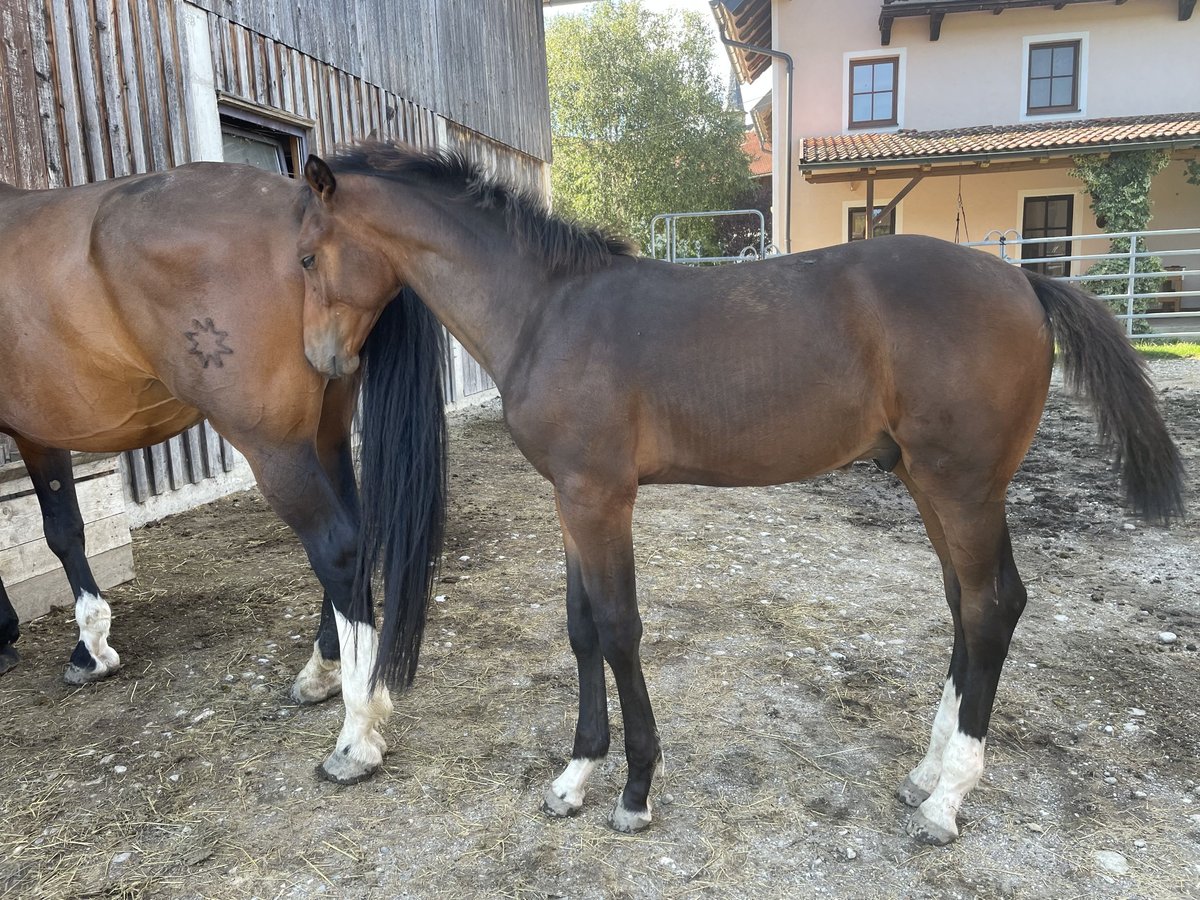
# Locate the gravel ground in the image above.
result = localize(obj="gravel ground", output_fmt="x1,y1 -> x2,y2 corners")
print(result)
1,360 -> 1197,900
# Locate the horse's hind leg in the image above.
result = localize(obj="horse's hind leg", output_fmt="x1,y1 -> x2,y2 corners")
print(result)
905,495 -> 1027,845
554,482 -> 660,833
893,464 -> 966,809
542,505 -> 611,818
0,576 -> 20,674
246,440 -> 391,784
16,441 -> 121,683
292,380 -> 361,705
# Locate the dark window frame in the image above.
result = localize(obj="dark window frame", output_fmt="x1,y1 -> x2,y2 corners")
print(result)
217,99 -> 313,178
848,205 -> 898,241
1021,194 -> 1075,277
848,56 -> 900,129
1026,40 -> 1080,115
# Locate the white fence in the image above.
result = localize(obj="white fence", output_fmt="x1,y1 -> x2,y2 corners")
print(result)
963,227 -> 1200,340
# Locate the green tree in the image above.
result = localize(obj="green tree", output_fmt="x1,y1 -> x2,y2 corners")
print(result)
546,0 -> 753,255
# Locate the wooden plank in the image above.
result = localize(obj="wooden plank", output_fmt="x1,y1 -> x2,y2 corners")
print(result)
148,441 -> 170,495
0,4 -> 48,188
184,424 -> 205,483
95,0 -> 132,177
27,1 -> 64,186
116,0 -> 149,173
157,0 -> 190,164
8,543 -> 136,623
121,448 -> 151,504
69,0 -> 109,178
135,0 -> 169,170
0,463 -> 128,538
0,514 -> 132,583
167,434 -> 186,490
48,0 -> 88,184
202,422 -> 223,479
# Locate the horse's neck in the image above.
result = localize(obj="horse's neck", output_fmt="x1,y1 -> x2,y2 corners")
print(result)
402,227 -> 551,391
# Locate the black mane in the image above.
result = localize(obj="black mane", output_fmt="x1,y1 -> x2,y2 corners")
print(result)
328,142 -> 637,276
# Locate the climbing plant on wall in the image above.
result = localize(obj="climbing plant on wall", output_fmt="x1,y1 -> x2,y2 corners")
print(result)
1068,150 -> 1172,333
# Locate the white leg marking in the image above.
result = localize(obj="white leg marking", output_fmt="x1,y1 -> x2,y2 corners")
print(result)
909,730 -> 986,844
905,678 -> 960,797
291,641 -> 342,704
319,611 -> 392,783
76,592 -> 120,675
544,758 -> 598,816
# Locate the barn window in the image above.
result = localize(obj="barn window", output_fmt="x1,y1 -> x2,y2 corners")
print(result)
218,99 -> 311,177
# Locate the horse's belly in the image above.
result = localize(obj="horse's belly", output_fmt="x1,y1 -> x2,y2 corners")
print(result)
0,375 -> 201,453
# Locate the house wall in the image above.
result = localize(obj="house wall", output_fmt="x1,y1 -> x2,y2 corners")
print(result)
770,0 -> 1199,255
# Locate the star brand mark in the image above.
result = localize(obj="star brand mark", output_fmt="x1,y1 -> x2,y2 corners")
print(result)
185,318 -> 234,368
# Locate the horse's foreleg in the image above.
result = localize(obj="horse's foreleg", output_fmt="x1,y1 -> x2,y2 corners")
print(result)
556,485 -> 660,833
907,501 -> 1026,845
0,576 -> 20,675
17,442 -> 120,683
542,517 -> 610,818
248,441 -> 391,784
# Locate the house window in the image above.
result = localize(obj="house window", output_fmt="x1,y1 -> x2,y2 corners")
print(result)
848,206 -> 897,241
1027,41 -> 1079,114
849,57 -> 899,128
1021,195 -> 1074,276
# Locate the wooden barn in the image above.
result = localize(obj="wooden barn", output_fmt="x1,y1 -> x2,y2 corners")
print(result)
0,0 -> 551,621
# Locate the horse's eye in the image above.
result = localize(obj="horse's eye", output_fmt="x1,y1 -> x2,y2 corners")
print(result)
301,254 -> 316,269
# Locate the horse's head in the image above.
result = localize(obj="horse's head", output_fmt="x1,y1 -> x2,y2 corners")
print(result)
298,156 -> 399,379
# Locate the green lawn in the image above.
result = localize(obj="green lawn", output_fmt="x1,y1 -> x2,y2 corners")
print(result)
1132,339 -> 1200,360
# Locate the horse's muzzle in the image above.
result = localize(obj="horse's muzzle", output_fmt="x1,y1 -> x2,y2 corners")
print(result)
304,344 -> 360,379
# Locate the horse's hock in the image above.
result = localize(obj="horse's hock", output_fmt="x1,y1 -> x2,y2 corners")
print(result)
0,454 -> 134,622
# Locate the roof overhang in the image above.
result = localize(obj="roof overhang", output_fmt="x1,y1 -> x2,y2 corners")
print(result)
801,114 -> 1200,183
879,0 -> 1196,46
712,0 -> 772,83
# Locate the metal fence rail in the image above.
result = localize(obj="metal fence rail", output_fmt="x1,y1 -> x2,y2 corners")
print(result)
649,209 -> 771,265
963,227 -> 1200,339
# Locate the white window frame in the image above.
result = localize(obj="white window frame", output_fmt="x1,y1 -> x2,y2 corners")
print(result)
1020,32 -> 1089,122
843,48 -> 906,133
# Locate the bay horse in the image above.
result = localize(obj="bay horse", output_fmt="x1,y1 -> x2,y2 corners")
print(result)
0,165 -> 446,784
296,143 -> 1183,844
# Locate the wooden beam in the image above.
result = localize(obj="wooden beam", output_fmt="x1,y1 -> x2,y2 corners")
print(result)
1181,0 -> 1196,20
864,177 -> 875,239
879,13 -> 894,45
870,175 -> 925,227
930,12 -> 946,39
803,156 -> 1073,184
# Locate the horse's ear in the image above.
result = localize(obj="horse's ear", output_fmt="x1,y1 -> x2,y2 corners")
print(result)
304,155 -> 337,203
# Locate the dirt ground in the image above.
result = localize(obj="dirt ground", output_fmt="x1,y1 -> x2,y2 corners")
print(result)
2,360 -> 1198,900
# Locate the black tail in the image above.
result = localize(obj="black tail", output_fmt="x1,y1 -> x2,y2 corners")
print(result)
353,287 -> 447,689
1024,269 -> 1185,524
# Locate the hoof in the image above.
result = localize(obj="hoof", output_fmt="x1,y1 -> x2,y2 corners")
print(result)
897,776 -> 932,809
906,806 -> 959,845
0,646 -> 19,676
542,784 -> 584,819
317,747 -> 381,786
609,798 -> 653,834
64,658 -> 120,685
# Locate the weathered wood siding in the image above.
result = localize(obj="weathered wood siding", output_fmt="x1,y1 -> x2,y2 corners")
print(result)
186,0 -> 551,161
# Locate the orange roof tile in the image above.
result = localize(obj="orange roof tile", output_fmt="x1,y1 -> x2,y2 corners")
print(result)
803,112 -> 1200,168
742,129 -> 771,177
